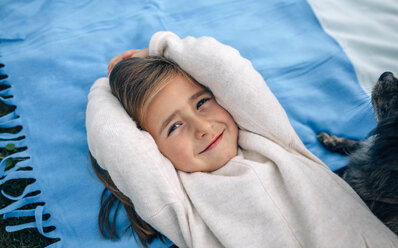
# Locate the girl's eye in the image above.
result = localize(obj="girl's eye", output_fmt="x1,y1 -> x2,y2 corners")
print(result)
168,122 -> 182,136
196,97 -> 211,109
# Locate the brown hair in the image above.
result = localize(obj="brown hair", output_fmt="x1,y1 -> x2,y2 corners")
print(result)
90,153 -> 162,247
90,56 -> 192,247
109,56 -> 192,128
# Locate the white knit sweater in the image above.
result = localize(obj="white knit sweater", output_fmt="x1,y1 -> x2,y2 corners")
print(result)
86,32 -> 398,248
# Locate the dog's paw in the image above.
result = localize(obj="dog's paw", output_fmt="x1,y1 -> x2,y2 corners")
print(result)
317,132 -> 360,155
317,132 -> 338,148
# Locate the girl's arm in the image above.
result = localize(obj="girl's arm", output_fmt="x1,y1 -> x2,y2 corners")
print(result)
149,31 -> 320,162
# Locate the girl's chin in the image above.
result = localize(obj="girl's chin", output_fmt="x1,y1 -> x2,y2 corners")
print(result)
173,148 -> 237,173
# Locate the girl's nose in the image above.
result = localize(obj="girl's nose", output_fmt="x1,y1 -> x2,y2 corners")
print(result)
193,117 -> 212,139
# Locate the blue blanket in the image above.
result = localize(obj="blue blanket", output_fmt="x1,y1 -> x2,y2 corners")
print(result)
1,0 -> 393,247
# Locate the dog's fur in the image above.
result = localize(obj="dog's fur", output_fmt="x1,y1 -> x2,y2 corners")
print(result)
317,71 -> 398,235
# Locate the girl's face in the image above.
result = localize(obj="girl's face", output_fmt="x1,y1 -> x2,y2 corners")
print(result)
143,75 -> 238,172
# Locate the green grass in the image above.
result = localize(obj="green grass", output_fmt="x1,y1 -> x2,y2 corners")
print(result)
0,94 -> 60,247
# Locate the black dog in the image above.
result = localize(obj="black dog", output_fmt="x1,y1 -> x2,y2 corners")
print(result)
317,71 -> 398,235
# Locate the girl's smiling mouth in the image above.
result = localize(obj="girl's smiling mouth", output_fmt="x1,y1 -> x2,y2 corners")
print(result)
200,131 -> 224,154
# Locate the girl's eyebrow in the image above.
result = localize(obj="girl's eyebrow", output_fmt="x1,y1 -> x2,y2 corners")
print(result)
158,89 -> 209,135
189,89 -> 209,102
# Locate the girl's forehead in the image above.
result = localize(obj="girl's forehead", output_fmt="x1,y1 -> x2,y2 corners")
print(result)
159,75 -> 204,99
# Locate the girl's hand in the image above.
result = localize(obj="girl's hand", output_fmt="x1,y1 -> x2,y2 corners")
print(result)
108,48 -> 149,75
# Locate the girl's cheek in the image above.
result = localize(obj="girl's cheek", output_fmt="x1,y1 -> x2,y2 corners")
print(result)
168,136 -> 189,158
212,103 -> 228,115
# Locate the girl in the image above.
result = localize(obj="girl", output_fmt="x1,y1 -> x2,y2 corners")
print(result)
86,31 -> 398,247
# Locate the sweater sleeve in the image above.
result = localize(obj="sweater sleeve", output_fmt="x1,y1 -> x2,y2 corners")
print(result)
86,78 -> 193,247
149,31 -> 322,163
